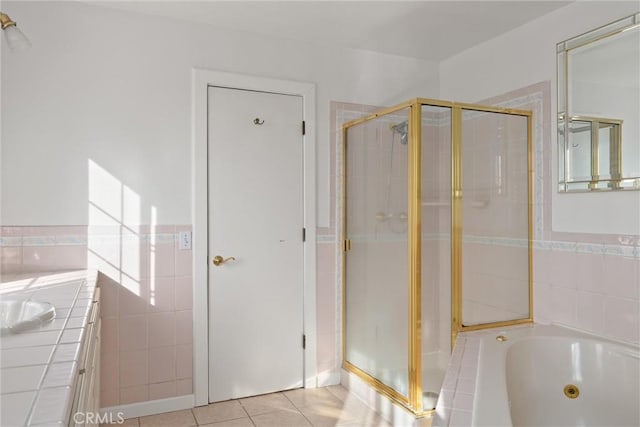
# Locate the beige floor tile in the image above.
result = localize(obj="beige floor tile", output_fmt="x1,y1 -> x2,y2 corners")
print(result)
329,398 -> 393,427
340,415 -> 392,427
335,395 -> 377,418
251,409 -> 312,427
192,400 -> 248,425
239,392 -> 297,416
325,385 -> 349,402
412,415 -> 433,427
199,417 -> 255,427
139,409 -> 196,427
101,418 -> 139,427
297,404 -> 361,427
283,388 -> 344,409
296,393 -> 392,427
116,386 -> 395,427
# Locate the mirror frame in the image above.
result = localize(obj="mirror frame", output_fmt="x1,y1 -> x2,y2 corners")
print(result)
557,12 -> 640,192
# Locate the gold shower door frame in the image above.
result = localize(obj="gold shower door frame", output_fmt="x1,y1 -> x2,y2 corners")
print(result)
341,98 -> 533,415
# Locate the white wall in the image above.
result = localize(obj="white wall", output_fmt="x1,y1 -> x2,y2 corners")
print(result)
439,1 -> 640,235
0,1 -> 439,227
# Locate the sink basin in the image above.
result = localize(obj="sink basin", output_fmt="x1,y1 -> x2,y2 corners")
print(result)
0,299 -> 56,334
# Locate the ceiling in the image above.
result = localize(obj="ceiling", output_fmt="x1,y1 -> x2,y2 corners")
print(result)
92,1 -> 573,61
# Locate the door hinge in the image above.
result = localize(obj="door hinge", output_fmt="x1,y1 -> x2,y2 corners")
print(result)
302,121 -> 306,136
302,227 -> 306,242
343,239 -> 352,252
302,334 -> 306,349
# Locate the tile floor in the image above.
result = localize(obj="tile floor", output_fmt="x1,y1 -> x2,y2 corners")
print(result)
102,385 -> 406,427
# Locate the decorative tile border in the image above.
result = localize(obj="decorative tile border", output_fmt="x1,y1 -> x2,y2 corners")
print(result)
0,236 -> 22,246
534,239 -> 639,258
1,231 -> 180,247
319,233 -> 638,259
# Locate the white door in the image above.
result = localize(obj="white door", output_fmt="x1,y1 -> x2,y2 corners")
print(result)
207,86 -> 305,402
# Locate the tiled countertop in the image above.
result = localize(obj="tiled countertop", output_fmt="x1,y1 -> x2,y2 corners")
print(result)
0,270 -> 99,426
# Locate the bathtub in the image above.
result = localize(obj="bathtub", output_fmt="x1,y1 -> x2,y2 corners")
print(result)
473,324 -> 639,426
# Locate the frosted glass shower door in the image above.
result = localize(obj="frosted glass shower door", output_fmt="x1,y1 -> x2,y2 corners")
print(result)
344,108 -> 410,397
421,105 -> 452,409
460,110 -> 530,325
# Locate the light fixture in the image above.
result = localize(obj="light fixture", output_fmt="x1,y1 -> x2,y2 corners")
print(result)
0,12 -> 31,51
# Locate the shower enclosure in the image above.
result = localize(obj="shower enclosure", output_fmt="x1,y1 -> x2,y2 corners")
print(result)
341,99 -> 532,415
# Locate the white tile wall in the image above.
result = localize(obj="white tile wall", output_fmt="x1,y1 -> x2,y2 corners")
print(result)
535,246 -> 640,345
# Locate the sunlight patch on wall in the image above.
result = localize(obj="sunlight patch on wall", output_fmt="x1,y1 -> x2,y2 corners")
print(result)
149,205 -> 157,306
88,159 -> 145,297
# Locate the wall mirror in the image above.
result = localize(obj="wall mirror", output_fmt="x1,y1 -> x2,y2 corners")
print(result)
557,13 -> 640,192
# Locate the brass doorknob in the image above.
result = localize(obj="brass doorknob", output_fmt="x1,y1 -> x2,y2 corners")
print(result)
213,255 -> 236,266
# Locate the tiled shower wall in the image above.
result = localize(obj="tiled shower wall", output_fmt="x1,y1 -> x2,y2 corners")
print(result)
0,225 -> 194,406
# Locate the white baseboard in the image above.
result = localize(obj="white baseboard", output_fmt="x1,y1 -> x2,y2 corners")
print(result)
100,394 -> 194,420
316,370 -> 341,387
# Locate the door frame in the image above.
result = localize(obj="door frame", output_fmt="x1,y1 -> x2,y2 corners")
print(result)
191,68 -> 317,406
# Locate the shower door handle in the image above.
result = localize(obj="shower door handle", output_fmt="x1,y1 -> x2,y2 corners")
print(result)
213,255 -> 236,266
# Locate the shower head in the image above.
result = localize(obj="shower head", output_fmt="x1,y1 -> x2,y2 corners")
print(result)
390,121 -> 408,145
